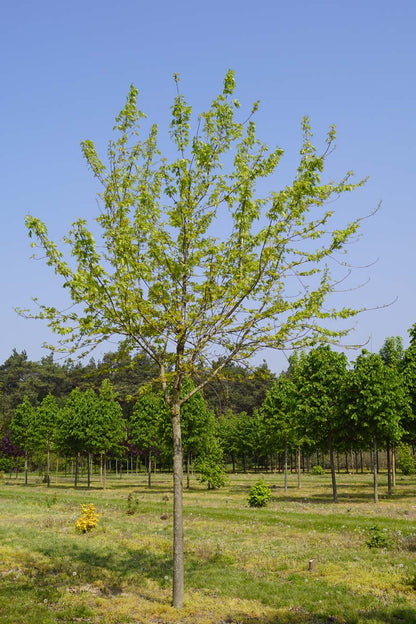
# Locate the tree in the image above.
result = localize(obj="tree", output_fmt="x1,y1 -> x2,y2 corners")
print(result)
295,346 -> 348,502
10,396 -> 36,485
194,412 -> 227,489
34,392 -> 59,486
402,324 -> 416,446
88,379 -> 127,488
180,379 -> 212,488
261,375 -> 298,491
234,409 -> 266,472
217,409 -> 240,473
346,351 -> 409,502
55,387 -> 94,487
130,391 -> 168,487
379,336 -> 405,492
22,71 -> 369,607
379,336 -> 404,369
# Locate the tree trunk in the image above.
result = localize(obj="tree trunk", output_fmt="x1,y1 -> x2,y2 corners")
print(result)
46,443 -> 51,487
373,434 -> 379,503
87,453 -> 91,489
392,446 -> 396,488
284,439 -> 288,492
101,454 -> 107,490
75,453 -> 79,488
328,433 -> 338,503
148,451 -> 152,488
171,401 -> 184,608
186,450 -> 190,489
386,438 -> 392,496
297,446 -> 301,489
24,452 -> 28,485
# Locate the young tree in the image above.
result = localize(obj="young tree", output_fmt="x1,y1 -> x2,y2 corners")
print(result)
193,412 -> 227,489
346,351 -> 409,502
35,392 -> 59,486
22,72 -> 369,607
55,387 -> 93,487
180,379 -> 211,488
379,336 -> 404,369
261,375 -> 298,491
402,324 -> 416,446
129,390 -> 168,487
379,336 -> 405,492
10,396 -> 36,485
217,409 -> 240,473
295,346 -> 348,502
88,379 -> 127,488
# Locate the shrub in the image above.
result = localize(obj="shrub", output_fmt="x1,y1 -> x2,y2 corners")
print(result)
366,525 -> 389,549
194,436 -> 228,490
126,493 -> 139,515
397,444 -> 415,475
311,464 -> 325,475
75,503 -> 100,533
248,480 -> 272,508
0,457 -> 12,473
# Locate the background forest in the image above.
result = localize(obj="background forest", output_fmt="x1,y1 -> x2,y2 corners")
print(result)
1,324 -> 415,498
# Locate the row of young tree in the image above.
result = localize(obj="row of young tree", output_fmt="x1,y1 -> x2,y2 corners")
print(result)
4,378 -> 226,490
259,338 -> 415,504
3,331 -> 416,501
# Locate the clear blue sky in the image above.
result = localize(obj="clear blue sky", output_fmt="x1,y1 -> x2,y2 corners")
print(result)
1,0 -> 415,372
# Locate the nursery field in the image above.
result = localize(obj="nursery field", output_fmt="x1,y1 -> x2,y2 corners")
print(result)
0,471 -> 415,624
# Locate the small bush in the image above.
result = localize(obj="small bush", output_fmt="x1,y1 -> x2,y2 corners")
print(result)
311,465 -> 325,475
366,525 -> 389,549
75,503 -> 100,533
248,480 -> 272,508
397,445 -> 415,475
126,493 -> 139,515
0,457 -> 12,472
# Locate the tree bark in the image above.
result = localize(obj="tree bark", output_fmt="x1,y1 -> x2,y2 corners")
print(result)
148,451 -> 152,488
24,452 -> 28,486
328,432 -> 338,503
386,438 -> 392,496
297,446 -> 301,489
171,401 -> 184,608
46,443 -> 51,487
284,439 -> 288,492
373,433 -> 379,503
75,453 -> 79,488
87,453 -> 91,489
186,450 -> 191,489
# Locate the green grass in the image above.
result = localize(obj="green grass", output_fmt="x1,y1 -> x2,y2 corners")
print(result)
0,470 -> 415,623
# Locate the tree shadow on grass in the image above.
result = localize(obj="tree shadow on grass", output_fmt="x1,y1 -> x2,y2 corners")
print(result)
36,538 -> 173,588
359,607 -> 416,624
31,541 -> 416,624
217,607 -> 416,624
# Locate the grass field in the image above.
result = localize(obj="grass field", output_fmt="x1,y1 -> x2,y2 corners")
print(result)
0,470 -> 415,624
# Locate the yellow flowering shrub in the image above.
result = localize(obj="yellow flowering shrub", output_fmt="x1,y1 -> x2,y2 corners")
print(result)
75,503 -> 100,533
